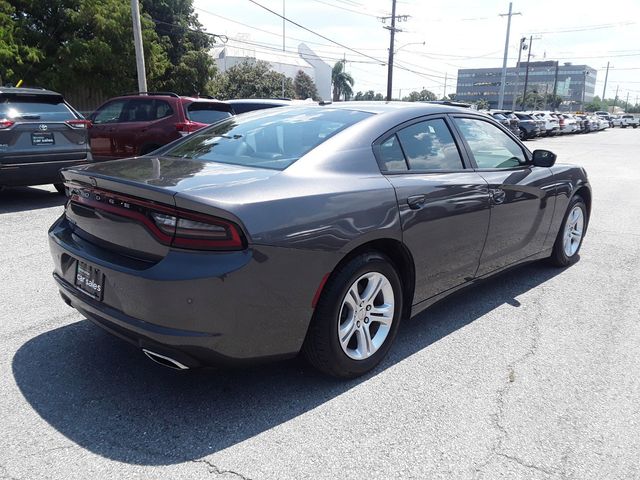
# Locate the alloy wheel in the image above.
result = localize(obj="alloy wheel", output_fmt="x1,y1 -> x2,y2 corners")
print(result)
563,205 -> 584,257
337,272 -> 395,361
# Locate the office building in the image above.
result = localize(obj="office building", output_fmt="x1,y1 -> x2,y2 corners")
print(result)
455,61 -> 597,110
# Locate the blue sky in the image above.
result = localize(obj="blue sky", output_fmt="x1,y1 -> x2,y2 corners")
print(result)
194,0 -> 640,103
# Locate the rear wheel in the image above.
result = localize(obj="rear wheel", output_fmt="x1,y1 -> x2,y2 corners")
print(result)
519,128 -> 526,140
53,183 -> 66,195
303,252 -> 403,378
549,195 -> 587,267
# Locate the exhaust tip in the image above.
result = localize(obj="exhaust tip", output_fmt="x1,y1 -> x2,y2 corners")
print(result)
142,348 -> 190,370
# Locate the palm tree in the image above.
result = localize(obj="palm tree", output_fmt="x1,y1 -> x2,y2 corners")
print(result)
332,61 -> 354,101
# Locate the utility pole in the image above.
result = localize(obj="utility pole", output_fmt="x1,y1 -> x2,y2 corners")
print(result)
130,0 -> 147,92
625,91 -> 630,110
380,3 -> 410,102
281,0 -> 285,98
602,61 -> 610,100
581,70 -> 589,111
612,85 -> 619,112
384,0 -> 398,102
497,2 -> 521,109
552,60 -> 559,110
511,37 -> 526,111
520,35 -> 534,110
443,72 -> 448,100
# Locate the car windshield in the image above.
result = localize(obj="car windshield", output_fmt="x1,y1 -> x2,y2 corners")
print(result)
186,102 -> 233,124
0,97 -> 76,121
165,107 -> 372,170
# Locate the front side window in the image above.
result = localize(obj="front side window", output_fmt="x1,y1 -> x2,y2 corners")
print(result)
165,107 -> 372,170
93,100 -> 126,124
453,117 -> 527,169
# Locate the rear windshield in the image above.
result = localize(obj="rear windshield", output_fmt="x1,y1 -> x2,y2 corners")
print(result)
227,102 -> 287,114
186,102 -> 233,124
165,107 -> 372,170
516,114 -> 533,120
0,97 -> 76,121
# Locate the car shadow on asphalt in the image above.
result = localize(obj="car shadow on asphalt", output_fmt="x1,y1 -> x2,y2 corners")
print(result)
0,186 -> 66,214
12,261 -> 564,465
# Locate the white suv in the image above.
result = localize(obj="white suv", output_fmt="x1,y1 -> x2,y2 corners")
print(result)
621,114 -> 639,128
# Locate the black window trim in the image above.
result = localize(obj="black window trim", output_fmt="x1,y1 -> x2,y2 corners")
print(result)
447,113 -> 534,172
372,114 -> 473,175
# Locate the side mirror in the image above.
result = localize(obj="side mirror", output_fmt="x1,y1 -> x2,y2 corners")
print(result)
532,149 -> 556,167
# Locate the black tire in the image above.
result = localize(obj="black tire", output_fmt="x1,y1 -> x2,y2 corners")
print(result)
548,195 -> 588,267
53,183 -> 66,195
519,128 -> 527,140
303,251 -> 403,378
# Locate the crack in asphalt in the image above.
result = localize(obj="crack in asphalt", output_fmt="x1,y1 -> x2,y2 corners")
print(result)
191,459 -> 253,479
472,285 -> 560,479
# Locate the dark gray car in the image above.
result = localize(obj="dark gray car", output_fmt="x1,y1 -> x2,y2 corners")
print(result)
0,87 -> 91,193
48,103 -> 591,378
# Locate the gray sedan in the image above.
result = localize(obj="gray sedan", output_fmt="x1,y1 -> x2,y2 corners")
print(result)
49,103 -> 591,378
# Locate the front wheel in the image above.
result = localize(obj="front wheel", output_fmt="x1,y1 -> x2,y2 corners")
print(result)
303,252 -> 403,378
549,195 -> 588,267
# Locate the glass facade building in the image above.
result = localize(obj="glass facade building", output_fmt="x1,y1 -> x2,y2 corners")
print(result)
455,61 -> 597,110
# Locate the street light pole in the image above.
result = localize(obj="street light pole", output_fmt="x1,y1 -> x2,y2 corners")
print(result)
511,37 -> 526,111
521,35 -> 534,110
130,0 -> 147,92
281,0 -> 285,97
602,61 -> 610,100
497,2 -> 521,109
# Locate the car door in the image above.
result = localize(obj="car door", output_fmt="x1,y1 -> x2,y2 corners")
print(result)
450,115 -> 556,276
111,98 -> 155,158
375,116 -> 491,304
89,99 -> 127,160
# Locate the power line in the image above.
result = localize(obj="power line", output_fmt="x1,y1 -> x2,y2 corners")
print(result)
526,21 -> 636,35
307,0 -> 380,18
246,0 -> 386,64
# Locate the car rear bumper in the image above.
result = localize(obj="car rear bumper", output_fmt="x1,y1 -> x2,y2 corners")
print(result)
0,154 -> 90,186
48,215 -> 333,366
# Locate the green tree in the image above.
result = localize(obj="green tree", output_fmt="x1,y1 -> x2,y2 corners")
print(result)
331,61 -> 354,101
447,93 -> 457,101
5,0 -> 170,97
546,94 -> 563,110
209,59 -> 295,99
293,70 -> 319,100
373,93 -> 384,101
0,1 -> 41,84
402,89 -> 437,102
141,0 -> 217,95
518,91 -> 544,109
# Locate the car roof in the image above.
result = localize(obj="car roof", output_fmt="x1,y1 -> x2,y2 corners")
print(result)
225,98 -> 293,106
0,86 -> 63,98
322,101 -> 476,115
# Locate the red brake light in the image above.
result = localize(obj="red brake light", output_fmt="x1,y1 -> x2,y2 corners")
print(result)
176,121 -> 201,136
0,120 -> 15,129
66,119 -> 92,129
70,187 -> 244,251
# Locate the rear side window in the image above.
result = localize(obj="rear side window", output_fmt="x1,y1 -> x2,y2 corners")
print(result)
379,119 -> 464,172
0,97 -> 76,121
186,102 -> 233,124
165,107 -> 371,170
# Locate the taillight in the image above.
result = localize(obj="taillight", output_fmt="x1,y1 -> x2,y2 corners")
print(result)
70,187 -> 244,251
151,211 -> 243,249
66,119 -> 92,129
175,121 -> 201,136
0,120 -> 15,129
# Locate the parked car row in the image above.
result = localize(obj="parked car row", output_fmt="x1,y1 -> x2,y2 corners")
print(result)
483,109 -> 619,140
0,87 -> 298,192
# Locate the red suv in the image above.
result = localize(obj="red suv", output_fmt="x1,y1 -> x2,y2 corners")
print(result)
88,92 -> 234,160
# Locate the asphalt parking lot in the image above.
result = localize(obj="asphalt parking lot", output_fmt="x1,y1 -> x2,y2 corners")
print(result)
1,128 -> 639,480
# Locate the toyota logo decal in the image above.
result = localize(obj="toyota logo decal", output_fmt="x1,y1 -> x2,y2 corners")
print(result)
38,124 -> 48,131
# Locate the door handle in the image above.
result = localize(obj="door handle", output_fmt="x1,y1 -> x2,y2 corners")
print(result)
489,188 -> 506,205
407,194 -> 426,209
